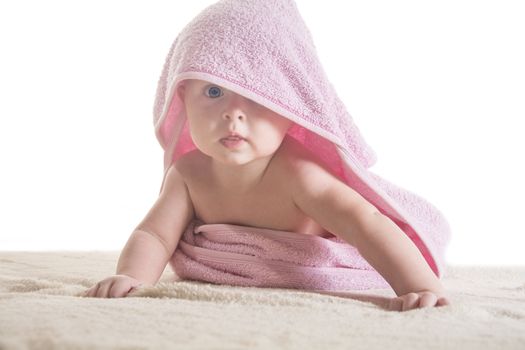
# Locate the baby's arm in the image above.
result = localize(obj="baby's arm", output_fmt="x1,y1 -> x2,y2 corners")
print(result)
291,159 -> 449,311
83,164 -> 194,298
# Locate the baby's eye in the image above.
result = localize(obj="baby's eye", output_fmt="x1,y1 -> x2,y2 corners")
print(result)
205,85 -> 223,98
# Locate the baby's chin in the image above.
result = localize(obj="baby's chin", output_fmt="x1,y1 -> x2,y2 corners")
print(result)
212,154 -> 257,166
209,151 -> 274,167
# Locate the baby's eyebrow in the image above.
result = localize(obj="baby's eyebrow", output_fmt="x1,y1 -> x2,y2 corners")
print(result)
207,83 -> 225,88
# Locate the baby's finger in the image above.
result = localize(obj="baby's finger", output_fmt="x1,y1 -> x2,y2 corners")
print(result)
126,283 -> 145,297
95,280 -> 114,298
387,297 -> 403,312
402,293 -> 420,312
84,283 -> 100,298
109,282 -> 135,298
436,296 -> 451,307
417,292 -> 438,308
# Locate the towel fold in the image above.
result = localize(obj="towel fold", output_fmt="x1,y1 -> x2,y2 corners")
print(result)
170,220 -> 390,291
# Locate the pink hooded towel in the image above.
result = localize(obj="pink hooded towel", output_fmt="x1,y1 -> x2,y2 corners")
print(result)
152,0 -> 451,291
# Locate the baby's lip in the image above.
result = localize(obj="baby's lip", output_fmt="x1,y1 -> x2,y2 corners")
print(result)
220,133 -> 246,140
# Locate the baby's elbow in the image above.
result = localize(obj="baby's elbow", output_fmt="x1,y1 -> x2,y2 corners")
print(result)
348,210 -> 388,240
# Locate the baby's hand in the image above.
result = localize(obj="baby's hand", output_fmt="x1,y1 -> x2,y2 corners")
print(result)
81,274 -> 144,298
387,290 -> 451,312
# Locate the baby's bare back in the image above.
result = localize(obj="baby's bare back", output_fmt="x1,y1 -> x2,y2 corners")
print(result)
176,136 -> 332,237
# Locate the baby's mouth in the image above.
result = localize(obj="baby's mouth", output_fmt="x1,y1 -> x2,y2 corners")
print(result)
220,136 -> 246,149
221,132 -> 246,140
222,136 -> 244,141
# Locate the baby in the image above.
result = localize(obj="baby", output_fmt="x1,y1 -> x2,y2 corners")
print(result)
83,79 -> 450,311
82,0 -> 451,311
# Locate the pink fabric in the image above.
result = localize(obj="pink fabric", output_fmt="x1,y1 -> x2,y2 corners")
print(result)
153,0 -> 452,289
170,220 -> 390,291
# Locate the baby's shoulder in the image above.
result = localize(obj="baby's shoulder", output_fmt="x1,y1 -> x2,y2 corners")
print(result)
277,136 -> 335,177
275,137 -> 339,200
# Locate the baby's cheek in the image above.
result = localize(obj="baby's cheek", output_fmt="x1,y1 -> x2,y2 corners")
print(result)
187,129 -> 207,153
256,136 -> 284,156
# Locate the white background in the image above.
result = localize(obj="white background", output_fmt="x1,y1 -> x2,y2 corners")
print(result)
0,1 -> 523,265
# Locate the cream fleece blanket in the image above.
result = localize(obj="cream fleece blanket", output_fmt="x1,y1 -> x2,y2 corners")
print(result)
0,252 -> 524,350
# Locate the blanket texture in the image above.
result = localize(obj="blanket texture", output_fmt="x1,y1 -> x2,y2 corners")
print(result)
1,252 -> 524,350
152,0 -> 451,284
171,219 -> 390,290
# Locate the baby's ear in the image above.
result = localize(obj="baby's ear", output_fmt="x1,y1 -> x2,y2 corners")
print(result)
176,83 -> 186,100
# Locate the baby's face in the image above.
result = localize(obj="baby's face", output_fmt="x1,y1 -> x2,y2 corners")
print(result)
178,79 -> 293,165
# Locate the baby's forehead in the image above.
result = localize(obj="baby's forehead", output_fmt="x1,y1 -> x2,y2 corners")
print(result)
185,79 -> 214,88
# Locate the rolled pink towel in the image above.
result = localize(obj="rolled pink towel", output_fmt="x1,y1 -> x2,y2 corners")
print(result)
170,220 -> 390,291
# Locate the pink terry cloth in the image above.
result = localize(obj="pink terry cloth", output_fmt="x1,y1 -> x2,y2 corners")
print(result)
170,220 -> 390,291
153,0 -> 452,288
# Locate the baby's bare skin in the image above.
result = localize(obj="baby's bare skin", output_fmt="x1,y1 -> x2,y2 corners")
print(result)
82,79 -> 451,311
178,135 -> 333,238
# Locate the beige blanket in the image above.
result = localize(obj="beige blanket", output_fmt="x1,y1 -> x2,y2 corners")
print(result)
1,252 -> 524,350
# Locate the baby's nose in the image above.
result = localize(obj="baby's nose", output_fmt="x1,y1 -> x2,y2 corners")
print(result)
223,112 -> 245,121
223,95 -> 249,121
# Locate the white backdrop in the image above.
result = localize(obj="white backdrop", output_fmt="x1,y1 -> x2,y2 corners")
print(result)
1,0 -> 523,265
